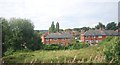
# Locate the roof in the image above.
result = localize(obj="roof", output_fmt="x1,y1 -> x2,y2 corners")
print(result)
84,30 -> 118,36
45,32 -> 73,38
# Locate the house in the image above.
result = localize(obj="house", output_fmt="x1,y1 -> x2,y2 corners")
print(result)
80,29 -> 118,44
41,32 -> 73,45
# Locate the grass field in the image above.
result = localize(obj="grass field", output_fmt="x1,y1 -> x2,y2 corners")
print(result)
3,37 -> 115,63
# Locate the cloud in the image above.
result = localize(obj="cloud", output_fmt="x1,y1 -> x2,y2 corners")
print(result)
0,0 -> 119,30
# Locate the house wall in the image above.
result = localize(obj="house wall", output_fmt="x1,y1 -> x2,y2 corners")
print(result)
80,34 -> 85,42
80,35 -> 107,43
41,35 -> 45,43
44,38 -> 72,45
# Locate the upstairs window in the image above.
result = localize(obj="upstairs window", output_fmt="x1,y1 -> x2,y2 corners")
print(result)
98,36 -> 102,38
93,36 -> 96,38
53,38 -> 57,41
85,36 -> 88,38
46,39 -> 49,41
62,38 -> 66,40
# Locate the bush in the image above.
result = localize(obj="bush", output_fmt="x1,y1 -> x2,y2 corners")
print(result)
43,42 -> 88,50
4,48 -> 14,56
43,44 -> 64,50
104,36 -> 120,64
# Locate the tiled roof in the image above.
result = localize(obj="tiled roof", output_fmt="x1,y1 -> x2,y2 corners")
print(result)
45,32 -> 73,38
84,30 -> 118,36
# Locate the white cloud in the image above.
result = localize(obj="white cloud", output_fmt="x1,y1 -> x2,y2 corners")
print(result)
0,0 -> 119,30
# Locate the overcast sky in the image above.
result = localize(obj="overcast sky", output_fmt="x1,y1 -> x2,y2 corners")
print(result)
0,0 -> 119,30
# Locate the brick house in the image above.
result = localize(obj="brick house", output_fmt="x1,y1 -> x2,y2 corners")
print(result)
41,32 -> 73,45
80,29 -> 118,44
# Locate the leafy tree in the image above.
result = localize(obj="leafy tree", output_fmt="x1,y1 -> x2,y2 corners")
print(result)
56,22 -> 59,32
49,21 -> 56,33
0,18 -> 11,55
1,18 -> 37,56
80,27 -> 91,32
73,28 -> 81,32
65,28 -> 72,32
59,29 -> 64,32
106,22 -> 118,30
95,22 -> 105,30
9,18 -> 34,50
30,31 -> 43,50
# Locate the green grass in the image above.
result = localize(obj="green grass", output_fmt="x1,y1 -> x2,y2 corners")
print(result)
2,47 -> 106,63
3,36 -> 115,63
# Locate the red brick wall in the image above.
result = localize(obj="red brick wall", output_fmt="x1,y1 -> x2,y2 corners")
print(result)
80,35 -> 107,43
80,34 -> 85,42
44,38 -> 72,45
84,35 -> 106,40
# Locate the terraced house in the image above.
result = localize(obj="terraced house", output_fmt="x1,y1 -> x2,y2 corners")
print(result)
41,32 -> 73,45
80,29 -> 118,44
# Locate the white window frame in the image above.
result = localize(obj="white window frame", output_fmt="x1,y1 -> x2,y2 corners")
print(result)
98,36 -> 102,38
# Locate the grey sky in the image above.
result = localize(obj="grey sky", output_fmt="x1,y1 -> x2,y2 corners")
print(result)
0,0 -> 119,30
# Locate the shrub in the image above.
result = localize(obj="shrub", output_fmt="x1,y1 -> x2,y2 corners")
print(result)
43,44 -> 64,50
4,48 -> 14,56
104,36 -> 120,64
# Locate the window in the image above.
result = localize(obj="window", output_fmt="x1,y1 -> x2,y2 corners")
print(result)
53,38 -> 57,41
93,36 -> 96,38
61,43 -> 65,46
98,36 -> 102,38
46,39 -> 49,41
67,38 -> 70,41
62,38 -> 65,40
85,36 -> 88,38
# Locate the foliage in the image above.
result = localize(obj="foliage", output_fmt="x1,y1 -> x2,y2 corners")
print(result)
30,31 -> 43,51
3,43 -> 105,63
4,48 -> 14,56
80,27 -> 91,32
56,22 -> 59,32
95,22 -> 105,30
42,42 -> 89,50
104,36 -> 120,64
1,17 -> 43,56
106,22 -> 118,30
43,44 -> 64,50
49,21 -> 56,33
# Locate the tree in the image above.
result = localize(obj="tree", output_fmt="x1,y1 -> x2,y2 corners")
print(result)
95,22 -> 105,30
9,18 -> 34,50
73,28 -> 81,32
56,22 -> 59,32
65,28 -> 72,32
80,27 -> 91,32
106,22 -> 118,30
0,18 -> 11,55
1,18 -> 36,55
30,31 -> 43,50
49,21 -> 56,33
